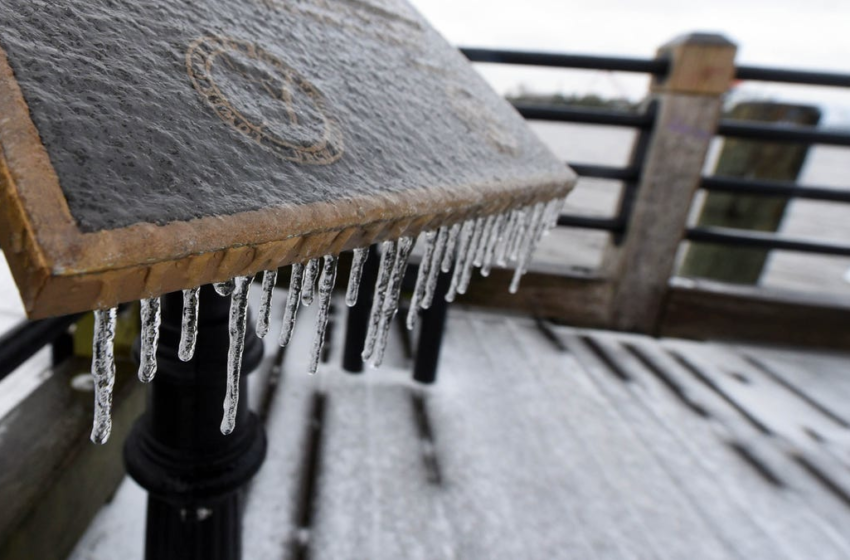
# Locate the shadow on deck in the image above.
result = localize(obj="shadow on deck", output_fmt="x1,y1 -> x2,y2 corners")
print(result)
71,297 -> 850,560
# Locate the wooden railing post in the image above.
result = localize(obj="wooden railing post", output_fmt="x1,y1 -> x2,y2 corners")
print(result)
603,33 -> 737,333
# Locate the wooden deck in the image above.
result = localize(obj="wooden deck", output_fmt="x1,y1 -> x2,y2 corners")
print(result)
69,296 -> 850,560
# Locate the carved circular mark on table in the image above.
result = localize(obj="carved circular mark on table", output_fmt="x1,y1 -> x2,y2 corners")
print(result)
186,36 -> 344,165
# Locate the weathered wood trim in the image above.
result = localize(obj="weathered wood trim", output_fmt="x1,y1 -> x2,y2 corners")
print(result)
0,46 -> 575,319
660,278 -> 850,350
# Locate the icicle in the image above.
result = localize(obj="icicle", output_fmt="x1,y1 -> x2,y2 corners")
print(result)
372,236 -> 414,368
90,308 -> 117,445
213,279 -> 235,296
362,240 -> 397,362
308,255 -> 339,374
544,198 -> 563,232
510,203 -> 547,294
221,275 -> 253,436
496,210 -> 519,266
279,263 -> 304,347
256,270 -> 277,339
407,231 -> 436,330
301,258 -> 320,306
508,207 -> 529,262
138,297 -> 161,383
422,226 -> 450,310
458,217 -> 485,295
179,287 -> 200,362
474,215 -> 495,267
446,221 -> 474,302
441,223 -> 461,273
481,212 -> 506,277
346,247 -> 369,307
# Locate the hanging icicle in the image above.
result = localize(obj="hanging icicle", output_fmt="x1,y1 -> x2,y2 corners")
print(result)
256,270 -> 277,339
441,223 -> 461,273
407,231 -> 436,330
458,217 -> 485,295
474,215 -> 495,268
481,212 -> 505,277
446,220 -> 474,302
372,236 -> 414,368
221,275 -> 253,436
90,308 -> 117,445
308,255 -> 339,374
138,297 -> 161,383
422,226 -> 450,309
496,209 -> 519,267
510,203 -> 547,294
279,263 -> 305,348
362,240 -> 398,362
346,247 -> 369,307
301,258 -> 320,306
213,279 -> 235,297
178,287 -> 200,362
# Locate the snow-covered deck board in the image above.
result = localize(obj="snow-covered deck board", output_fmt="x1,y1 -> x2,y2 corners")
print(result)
69,302 -> 850,559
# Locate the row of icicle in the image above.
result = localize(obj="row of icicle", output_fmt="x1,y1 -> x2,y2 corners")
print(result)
88,197 -> 563,444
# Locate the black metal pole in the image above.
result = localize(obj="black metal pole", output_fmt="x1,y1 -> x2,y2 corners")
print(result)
342,245 -> 380,373
413,270 -> 451,385
124,285 -> 266,560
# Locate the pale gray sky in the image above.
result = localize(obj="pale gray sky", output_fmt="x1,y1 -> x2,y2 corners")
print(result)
410,0 -> 850,125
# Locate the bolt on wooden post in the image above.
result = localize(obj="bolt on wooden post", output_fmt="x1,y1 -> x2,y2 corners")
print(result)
603,33 -> 738,334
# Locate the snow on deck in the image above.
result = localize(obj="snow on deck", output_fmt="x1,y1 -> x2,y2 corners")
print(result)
69,297 -> 850,559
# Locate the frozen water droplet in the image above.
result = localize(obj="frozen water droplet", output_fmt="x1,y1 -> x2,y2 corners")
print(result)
301,258 -> 320,306
213,279 -> 235,296
90,308 -> 117,444
422,226 -> 449,310
362,240 -> 397,362
481,213 -> 506,277
446,221 -> 474,302
279,263 -> 304,348
346,247 -> 369,307
138,297 -> 161,383
308,255 -> 339,374
458,217 -> 485,295
221,275 -> 253,435
441,223 -> 461,273
178,287 -> 200,362
407,231 -> 436,330
373,237 -> 413,368
256,270 -> 277,339
510,203 -> 547,294
496,210 -> 519,267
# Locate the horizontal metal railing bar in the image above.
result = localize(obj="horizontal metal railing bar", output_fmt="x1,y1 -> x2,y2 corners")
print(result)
735,65 -> 850,88
557,214 -> 624,232
513,103 -> 653,129
717,120 -> 850,147
461,47 -> 668,75
701,176 -> 850,203
568,163 -> 641,181
0,314 -> 82,381
686,227 -> 850,257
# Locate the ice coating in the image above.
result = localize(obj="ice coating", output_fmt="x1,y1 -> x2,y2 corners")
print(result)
446,220 -> 474,302
362,240 -> 398,362
496,210 -> 519,267
372,236 -> 414,367
407,231 -> 436,330
481,212 -> 506,277
221,275 -> 253,436
308,255 -> 339,374
279,263 -> 304,348
256,270 -> 278,339
138,297 -> 161,383
458,217 -> 485,295
422,226 -> 450,309
90,308 -> 117,445
441,223 -> 462,273
346,247 -> 369,307
510,203 -> 547,294
178,287 -> 200,362
301,258 -> 320,306
213,279 -> 235,297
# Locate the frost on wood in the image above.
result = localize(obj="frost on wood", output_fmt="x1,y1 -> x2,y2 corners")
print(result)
308,255 -> 338,374
301,258 -> 320,306
407,231 -> 436,330
138,297 -> 161,383
256,270 -> 277,339
346,247 -> 369,307
362,240 -> 397,363
178,287 -> 200,362
90,308 -> 117,445
279,263 -> 304,348
221,275 -> 253,436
